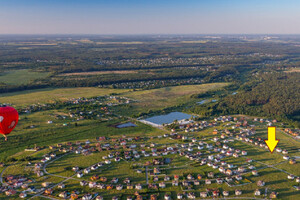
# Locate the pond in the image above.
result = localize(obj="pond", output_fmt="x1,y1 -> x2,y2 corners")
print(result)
116,122 -> 137,128
144,112 -> 192,125
197,100 -> 207,105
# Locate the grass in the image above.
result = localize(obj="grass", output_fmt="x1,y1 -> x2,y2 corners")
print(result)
0,69 -> 49,85
117,83 -> 229,115
0,109 -> 164,160
59,70 -> 138,76
0,87 -> 129,107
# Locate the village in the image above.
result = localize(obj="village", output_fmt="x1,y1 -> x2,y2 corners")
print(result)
0,111 -> 299,200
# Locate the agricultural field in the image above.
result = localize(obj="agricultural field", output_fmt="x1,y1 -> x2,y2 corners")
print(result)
0,69 -> 50,85
0,87 -> 129,107
114,83 -> 229,116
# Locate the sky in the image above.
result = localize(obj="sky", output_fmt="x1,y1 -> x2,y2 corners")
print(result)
0,0 -> 300,35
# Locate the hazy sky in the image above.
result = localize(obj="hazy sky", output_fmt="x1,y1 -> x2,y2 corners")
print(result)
1,0 -> 300,34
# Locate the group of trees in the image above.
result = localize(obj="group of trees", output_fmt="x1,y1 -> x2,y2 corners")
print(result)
190,72 -> 300,128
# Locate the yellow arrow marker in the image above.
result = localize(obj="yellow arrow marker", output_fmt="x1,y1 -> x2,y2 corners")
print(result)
265,126 -> 279,153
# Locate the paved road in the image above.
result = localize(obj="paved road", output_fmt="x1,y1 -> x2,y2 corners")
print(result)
0,150 -> 41,185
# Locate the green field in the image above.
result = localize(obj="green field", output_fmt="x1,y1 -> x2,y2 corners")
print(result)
116,83 -> 229,116
0,69 -> 50,85
0,87 -> 129,107
0,83 -> 228,110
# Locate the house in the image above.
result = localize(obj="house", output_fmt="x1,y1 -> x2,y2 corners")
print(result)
19,192 -> 27,198
282,150 -> 288,154
91,165 -> 98,170
257,180 -> 265,186
159,182 -> 166,188
164,194 -> 171,200
116,184 -> 123,190
226,169 -> 233,176
100,177 -> 107,182
270,192 -> 278,199
58,183 -> 65,189
287,174 -> 295,180
73,166 -> 79,172
111,177 -> 118,184
187,174 -> 194,180
219,190 -> 228,196
212,190 -> 219,197
172,180 -> 179,186
235,175 -> 242,181
37,171 -> 44,177
89,182 -> 96,188
42,182 -> 50,187
200,192 -> 207,198
77,172 -> 83,178
283,155 -> 290,160
135,184 -> 142,190
182,180 -> 189,186
44,188 -> 53,195
59,191 -> 68,198
235,189 -> 242,195
187,192 -> 196,199
106,184 -> 113,190
150,194 -> 157,200
80,180 -> 88,186
82,193 -> 92,200
177,193 -> 183,199
205,179 -> 212,184
70,193 -> 79,200
289,159 -> 296,165
238,167 -> 245,173
5,189 -> 16,196
225,177 -> 233,182
127,184 -> 133,189
254,189 -> 261,196
252,170 -> 258,176
216,178 -> 223,184
208,172 -> 214,178
84,168 -> 91,174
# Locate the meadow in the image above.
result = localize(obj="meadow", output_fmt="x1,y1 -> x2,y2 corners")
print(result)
116,83 -> 229,116
0,87 -> 129,107
0,69 -> 49,85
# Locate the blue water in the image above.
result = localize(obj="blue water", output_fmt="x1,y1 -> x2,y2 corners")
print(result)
197,100 -> 207,104
144,112 -> 192,125
116,122 -> 137,128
